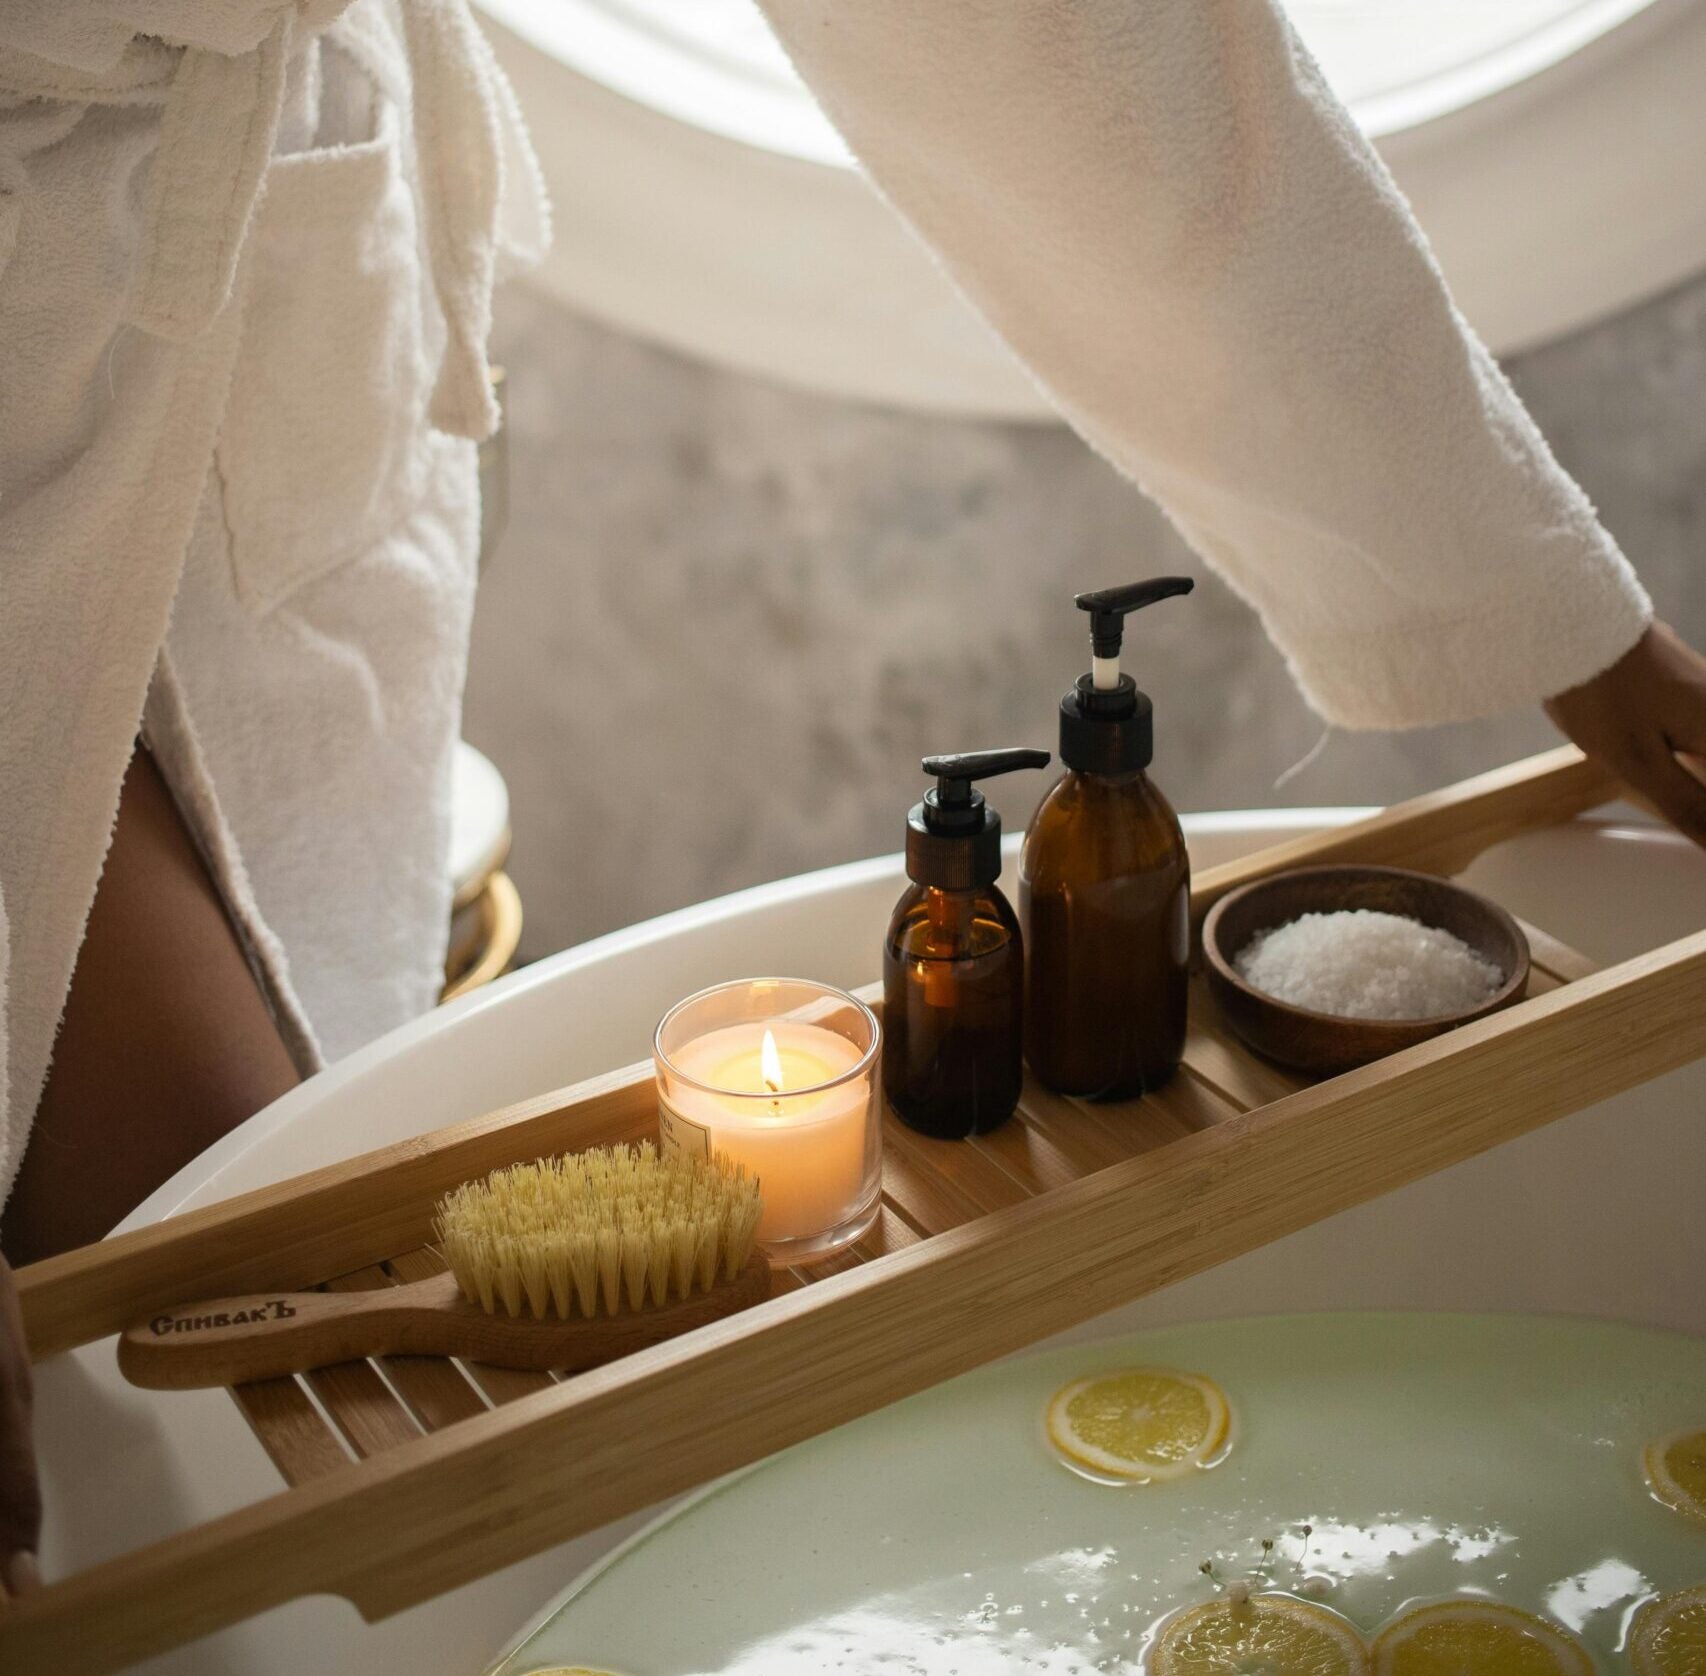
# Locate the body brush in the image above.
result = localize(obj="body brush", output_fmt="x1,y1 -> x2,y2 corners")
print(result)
118,1144 -> 768,1390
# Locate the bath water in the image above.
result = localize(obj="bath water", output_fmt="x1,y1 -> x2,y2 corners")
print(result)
494,1314 -> 1706,1674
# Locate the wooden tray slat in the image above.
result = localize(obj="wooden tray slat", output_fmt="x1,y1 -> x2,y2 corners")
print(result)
304,1363 -> 421,1459
461,1363 -> 560,1407
788,1201 -> 925,1287
1006,1081 -> 1150,1171
972,1109 -> 1098,1195
867,1132 -> 994,1237
303,1270 -> 428,1460
1135,1067 -> 1243,1137
356,1254 -> 491,1432
1183,978 -> 1310,1109
369,1352 -> 491,1433
228,1378 -> 352,1485
880,1114 -> 1035,1217
381,1247 -> 557,1408
791,1247 -> 865,1282
1517,918 -> 1599,984
854,1202 -> 925,1261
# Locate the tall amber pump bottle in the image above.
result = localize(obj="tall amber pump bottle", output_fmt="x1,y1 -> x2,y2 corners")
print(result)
884,748 -> 1050,1139
1020,578 -> 1194,1099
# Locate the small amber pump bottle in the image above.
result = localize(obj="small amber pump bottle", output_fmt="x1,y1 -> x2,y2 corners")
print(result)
884,748 -> 1051,1139
1020,578 -> 1194,1099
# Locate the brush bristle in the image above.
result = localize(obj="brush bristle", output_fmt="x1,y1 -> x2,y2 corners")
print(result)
434,1142 -> 764,1319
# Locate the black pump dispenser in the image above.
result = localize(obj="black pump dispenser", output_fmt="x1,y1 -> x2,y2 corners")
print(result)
887,746 -> 1049,1139
906,748 -> 1052,890
1022,576 -> 1194,1099
1059,576 -> 1194,775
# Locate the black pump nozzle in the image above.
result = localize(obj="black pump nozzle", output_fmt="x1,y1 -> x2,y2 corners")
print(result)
921,748 -> 1052,832
908,748 -> 1050,887
1075,576 -> 1194,671
1060,575 -> 1194,774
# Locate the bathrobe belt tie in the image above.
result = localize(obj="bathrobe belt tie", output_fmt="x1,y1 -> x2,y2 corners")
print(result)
0,0 -> 510,441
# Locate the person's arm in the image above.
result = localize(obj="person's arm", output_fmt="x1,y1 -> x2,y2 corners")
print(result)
756,0 -> 1706,836
1546,624 -> 1706,844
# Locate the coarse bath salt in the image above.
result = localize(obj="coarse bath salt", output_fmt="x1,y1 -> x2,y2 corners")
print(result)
1233,909 -> 1503,1020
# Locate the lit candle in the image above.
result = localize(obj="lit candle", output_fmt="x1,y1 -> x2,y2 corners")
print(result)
655,981 -> 882,1263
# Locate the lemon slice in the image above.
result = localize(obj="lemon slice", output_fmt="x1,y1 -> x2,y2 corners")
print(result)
1150,1594 -> 1368,1675
1046,1367 -> 1231,1481
1372,1601 -> 1592,1676
1644,1427 -> 1706,1525
1630,1585 -> 1706,1676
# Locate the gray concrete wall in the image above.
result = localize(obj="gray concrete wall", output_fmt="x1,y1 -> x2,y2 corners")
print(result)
464,273 -> 1706,962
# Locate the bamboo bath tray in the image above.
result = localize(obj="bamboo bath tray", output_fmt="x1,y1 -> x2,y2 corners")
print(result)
10,747 -> 1706,1673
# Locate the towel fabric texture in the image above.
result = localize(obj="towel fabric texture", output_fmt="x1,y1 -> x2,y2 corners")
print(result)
0,0 -> 1653,1208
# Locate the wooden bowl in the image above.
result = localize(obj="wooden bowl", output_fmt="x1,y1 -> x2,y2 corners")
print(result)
1201,864 -> 1530,1077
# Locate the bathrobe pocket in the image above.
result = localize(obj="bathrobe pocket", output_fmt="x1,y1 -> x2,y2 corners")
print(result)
217,96 -> 431,614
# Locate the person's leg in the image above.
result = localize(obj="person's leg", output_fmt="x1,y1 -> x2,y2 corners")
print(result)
1,747 -> 300,1266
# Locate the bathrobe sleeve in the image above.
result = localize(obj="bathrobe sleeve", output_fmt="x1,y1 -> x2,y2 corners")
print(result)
755,0 -> 1652,729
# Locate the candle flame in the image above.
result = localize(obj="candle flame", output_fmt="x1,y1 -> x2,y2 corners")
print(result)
761,1028 -> 784,1095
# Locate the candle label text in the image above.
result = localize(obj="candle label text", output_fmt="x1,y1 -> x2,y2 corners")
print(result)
658,1099 -> 712,1162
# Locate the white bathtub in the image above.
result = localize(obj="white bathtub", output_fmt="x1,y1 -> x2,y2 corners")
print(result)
33,810 -> 1706,1674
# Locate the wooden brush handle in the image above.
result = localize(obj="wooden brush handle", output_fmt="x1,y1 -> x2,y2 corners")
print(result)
117,1256 -> 772,1390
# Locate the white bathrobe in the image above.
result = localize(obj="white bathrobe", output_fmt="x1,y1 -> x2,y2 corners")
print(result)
0,0 -> 548,1202
0,0 -> 1651,1206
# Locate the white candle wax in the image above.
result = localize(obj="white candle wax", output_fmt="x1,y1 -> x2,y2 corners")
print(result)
659,1020 -> 871,1246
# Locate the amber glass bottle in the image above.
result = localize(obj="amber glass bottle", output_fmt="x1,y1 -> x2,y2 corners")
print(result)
1022,767 -> 1188,1097
1021,578 -> 1195,1099
883,749 -> 1049,1139
884,882 -> 1025,1138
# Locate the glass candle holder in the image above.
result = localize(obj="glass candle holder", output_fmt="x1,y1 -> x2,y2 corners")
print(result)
654,978 -> 882,1266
